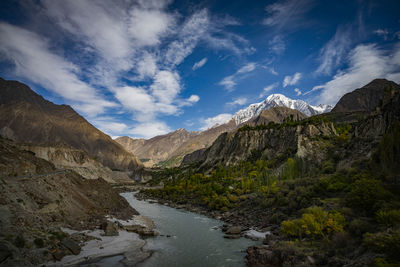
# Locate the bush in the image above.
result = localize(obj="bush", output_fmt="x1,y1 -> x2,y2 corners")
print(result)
348,219 -> 374,238
281,207 -> 345,240
346,178 -> 389,213
363,228 -> 400,260
376,209 -> 400,228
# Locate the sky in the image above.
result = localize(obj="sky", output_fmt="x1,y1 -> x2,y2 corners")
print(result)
0,0 -> 399,139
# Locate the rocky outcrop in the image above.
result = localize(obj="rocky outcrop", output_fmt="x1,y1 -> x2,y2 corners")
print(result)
0,78 -> 142,172
331,79 -> 400,113
245,106 -> 307,126
183,122 -> 337,167
21,145 -> 134,184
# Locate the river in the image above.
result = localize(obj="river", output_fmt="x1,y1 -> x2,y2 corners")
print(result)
116,192 -> 259,267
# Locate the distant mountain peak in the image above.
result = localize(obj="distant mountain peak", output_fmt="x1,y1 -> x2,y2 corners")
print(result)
232,94 -> 332,125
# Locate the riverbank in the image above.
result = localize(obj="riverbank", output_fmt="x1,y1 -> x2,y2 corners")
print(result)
48,228 -> 150,266
121,192 -> 262,267
135,191 -> 281,237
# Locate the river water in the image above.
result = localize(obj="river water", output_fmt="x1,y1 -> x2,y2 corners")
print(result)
118,192 -> 258,267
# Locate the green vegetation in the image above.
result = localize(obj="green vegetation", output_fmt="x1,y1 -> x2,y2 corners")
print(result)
281,207 -> 345,240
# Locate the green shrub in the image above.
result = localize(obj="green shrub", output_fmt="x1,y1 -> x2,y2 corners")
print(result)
346,178 -> 389,213
376,209 -> 400,228
348,219 -> 374,238
281,206 -> 345,240
363,228 -> 400,260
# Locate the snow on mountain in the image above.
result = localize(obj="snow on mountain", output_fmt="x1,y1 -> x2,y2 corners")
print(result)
232,94 -> 332,125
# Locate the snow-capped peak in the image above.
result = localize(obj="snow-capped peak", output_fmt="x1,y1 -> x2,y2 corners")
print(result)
232,94 -> 332,125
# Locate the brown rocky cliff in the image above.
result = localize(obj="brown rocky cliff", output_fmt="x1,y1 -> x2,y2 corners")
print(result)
183,122 -> 337,167
0,78 -> 142,171
245,106 -> 307,126
331,79 -> 400,113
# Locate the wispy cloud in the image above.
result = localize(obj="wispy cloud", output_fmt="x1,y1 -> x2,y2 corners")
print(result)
294,88 -> 302,96
227,97 -> 248,107
262,0 -> 314,31
269,35 -> 286,55
200,113 -> 232,131
373,29 -> 389,40
130,121 -> 172,139
310,43 -> 400,105
259,82 -> 279,98
192,57 -> 208,70
219,62 -> 257,91
316,25 -> 353,75
283,72 -> 302,87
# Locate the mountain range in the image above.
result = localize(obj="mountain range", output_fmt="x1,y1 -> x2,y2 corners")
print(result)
116,93 -> 331,167
232,94 -> 332,124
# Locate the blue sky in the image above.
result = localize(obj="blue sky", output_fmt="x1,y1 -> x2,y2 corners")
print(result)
0,0 -> 399,138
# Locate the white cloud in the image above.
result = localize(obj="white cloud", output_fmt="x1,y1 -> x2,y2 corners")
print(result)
294,88 -> 302,96
219,76 -> 236,91
316,25 -> 353,75
113,86 -> 158,121
128,8 -> 174,47
92,117 -> 129,136
269,35 -> 286,55
200,113 -> 233,131
187,95 -> 200,103
259,82 -> 279,98
263,0 -> 314,30
219,63 -> 257,91
135,52 -> 158,80
192,58 -> 208,70
374,29 -> 389,40
0,22 -> 116,116
283,72 -> 302,87
227,97 -> 248,107
165,9 -> 209,67
130,121 -> 171,139
42,0 -> 132,66
150,70 -> 181,104
312,43 -> 400,105
237,63 -> 256,73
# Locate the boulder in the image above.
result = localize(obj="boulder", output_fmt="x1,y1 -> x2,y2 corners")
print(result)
124,225 -> 158,237
101,221 -> 119,236
61,237 -> 81,255
226,226 -> 242,235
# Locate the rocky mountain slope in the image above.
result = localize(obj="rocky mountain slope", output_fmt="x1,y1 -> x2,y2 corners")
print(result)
116,120 -> 237,168
0,136 -> 137,265
245,106 -> 307,126
21,145 -> 134,184
116,128 -> 198,167
0,78 -> 142,172
331,78 -> 400,113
